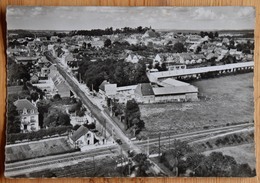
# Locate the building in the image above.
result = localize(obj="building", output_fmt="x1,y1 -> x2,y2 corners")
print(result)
69,124 -> 105,150
154,78 -> 199,102
125,54 -> 141,64
51,73 -> 71,98
134,83 -> 155,103
14,99 -> 40,133
30,74 -> 39,84
14,56 -> 40,65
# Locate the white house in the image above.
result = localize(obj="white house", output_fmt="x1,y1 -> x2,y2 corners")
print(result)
69,125 -> 105,150
14,99 -> 40,133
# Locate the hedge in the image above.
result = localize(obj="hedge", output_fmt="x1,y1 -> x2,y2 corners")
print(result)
7,126 -> 72,144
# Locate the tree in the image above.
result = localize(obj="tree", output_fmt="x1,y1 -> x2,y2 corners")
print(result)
132,153 -> 152,176
196,46 -> 202,54
53,94 -> 61,101
43,111 -> 71,128
208,32 -> 214,39
161,140 -> 193,175
214,32 -> 219,38
37,99 -> 51,128
173,42 -> 186,53
31,92 -> 39,102
7,101 -> 21,133
104,39 -> 112,47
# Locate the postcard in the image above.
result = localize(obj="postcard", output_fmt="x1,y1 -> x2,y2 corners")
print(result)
5,6 -> 256,177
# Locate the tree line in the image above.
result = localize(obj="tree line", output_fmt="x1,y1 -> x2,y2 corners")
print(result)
77,58 -> 149,91
69,26 -> 151,37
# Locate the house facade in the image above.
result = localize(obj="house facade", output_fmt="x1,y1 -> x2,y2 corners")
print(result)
14,99 -> 40,133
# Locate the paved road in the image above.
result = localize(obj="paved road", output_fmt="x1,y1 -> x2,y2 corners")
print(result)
44,52 -> 168,175
46,53 -> 141,154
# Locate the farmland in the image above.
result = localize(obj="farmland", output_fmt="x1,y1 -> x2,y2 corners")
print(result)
139,73 -> 254,135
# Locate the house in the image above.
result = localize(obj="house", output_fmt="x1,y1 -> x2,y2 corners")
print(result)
38,56 -> 50,67
134,83 -> 155,103
50,36 -> 59,42
14,99 -> 40,133
51,74 -> 71,98
191,54 -> 206,64
15,56 -> 40,65
99,80 -> 110,95
98,80 -> 117,99
125,54 -> 141,64
168,64 -> 186,71
69,124 -> 104,150
30,74 -> 39,84
179,53 -> 193,65
32,79 -> 56,96
40,67 -> 50,78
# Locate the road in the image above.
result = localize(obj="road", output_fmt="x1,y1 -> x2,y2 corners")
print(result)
45,52 -> 141,154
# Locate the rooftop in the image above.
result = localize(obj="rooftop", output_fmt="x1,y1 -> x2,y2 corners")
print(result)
14,99 -> 38,111
70,125 -> 89,142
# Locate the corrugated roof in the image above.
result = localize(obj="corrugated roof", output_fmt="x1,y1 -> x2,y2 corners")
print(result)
159,78 -> 190,87
70,125 -> 89,142
153,85 -> 198,96
149,61 -> 254,80
14,99 -> 38,111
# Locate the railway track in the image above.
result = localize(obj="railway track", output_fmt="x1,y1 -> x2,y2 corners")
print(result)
134,123 -> 253,147
5,145 -> 118,174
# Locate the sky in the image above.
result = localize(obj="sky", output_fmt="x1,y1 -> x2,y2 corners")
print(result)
7,6 -> 256,31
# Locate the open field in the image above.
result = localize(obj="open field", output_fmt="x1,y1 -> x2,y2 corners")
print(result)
5,137 -> 75,162
140,73 -> 253,135
203,143 -> 256,169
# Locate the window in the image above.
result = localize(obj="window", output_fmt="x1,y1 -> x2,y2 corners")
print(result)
31,109 -> 34,114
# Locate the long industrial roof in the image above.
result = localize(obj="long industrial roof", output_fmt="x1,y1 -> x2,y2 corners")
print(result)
149,61 -> 254,82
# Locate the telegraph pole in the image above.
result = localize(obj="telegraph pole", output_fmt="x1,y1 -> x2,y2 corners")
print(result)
158,132 -> 161,157
104,119 -> 107,141
168,131 -> 171,150
147,137 -> 150,157
93,156 -> 95,172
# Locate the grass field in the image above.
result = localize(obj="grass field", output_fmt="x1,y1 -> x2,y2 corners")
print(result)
5,137 -> 75,162
203,143 -> 256,169
140,73 -> 254,135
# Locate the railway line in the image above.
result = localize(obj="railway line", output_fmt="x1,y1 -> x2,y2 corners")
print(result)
133,123 -> 253,147
5,145 -> 118,176
5,122 -> 252,177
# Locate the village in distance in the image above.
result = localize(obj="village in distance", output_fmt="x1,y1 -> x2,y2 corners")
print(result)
5,24 -> 256,177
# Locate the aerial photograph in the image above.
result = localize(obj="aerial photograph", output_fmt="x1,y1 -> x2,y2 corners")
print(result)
5,6 -> 256,177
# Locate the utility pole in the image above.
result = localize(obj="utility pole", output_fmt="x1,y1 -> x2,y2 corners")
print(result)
158,132 -> 161,157
147,137 -> 150,157
93,156 -> 95,172
168,131 -> 171,151
104,119 -> 107,141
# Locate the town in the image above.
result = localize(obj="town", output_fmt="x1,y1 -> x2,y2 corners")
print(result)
5,24 -> 255,177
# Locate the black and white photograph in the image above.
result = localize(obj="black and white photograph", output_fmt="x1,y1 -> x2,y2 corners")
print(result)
5,6 -> 256,177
